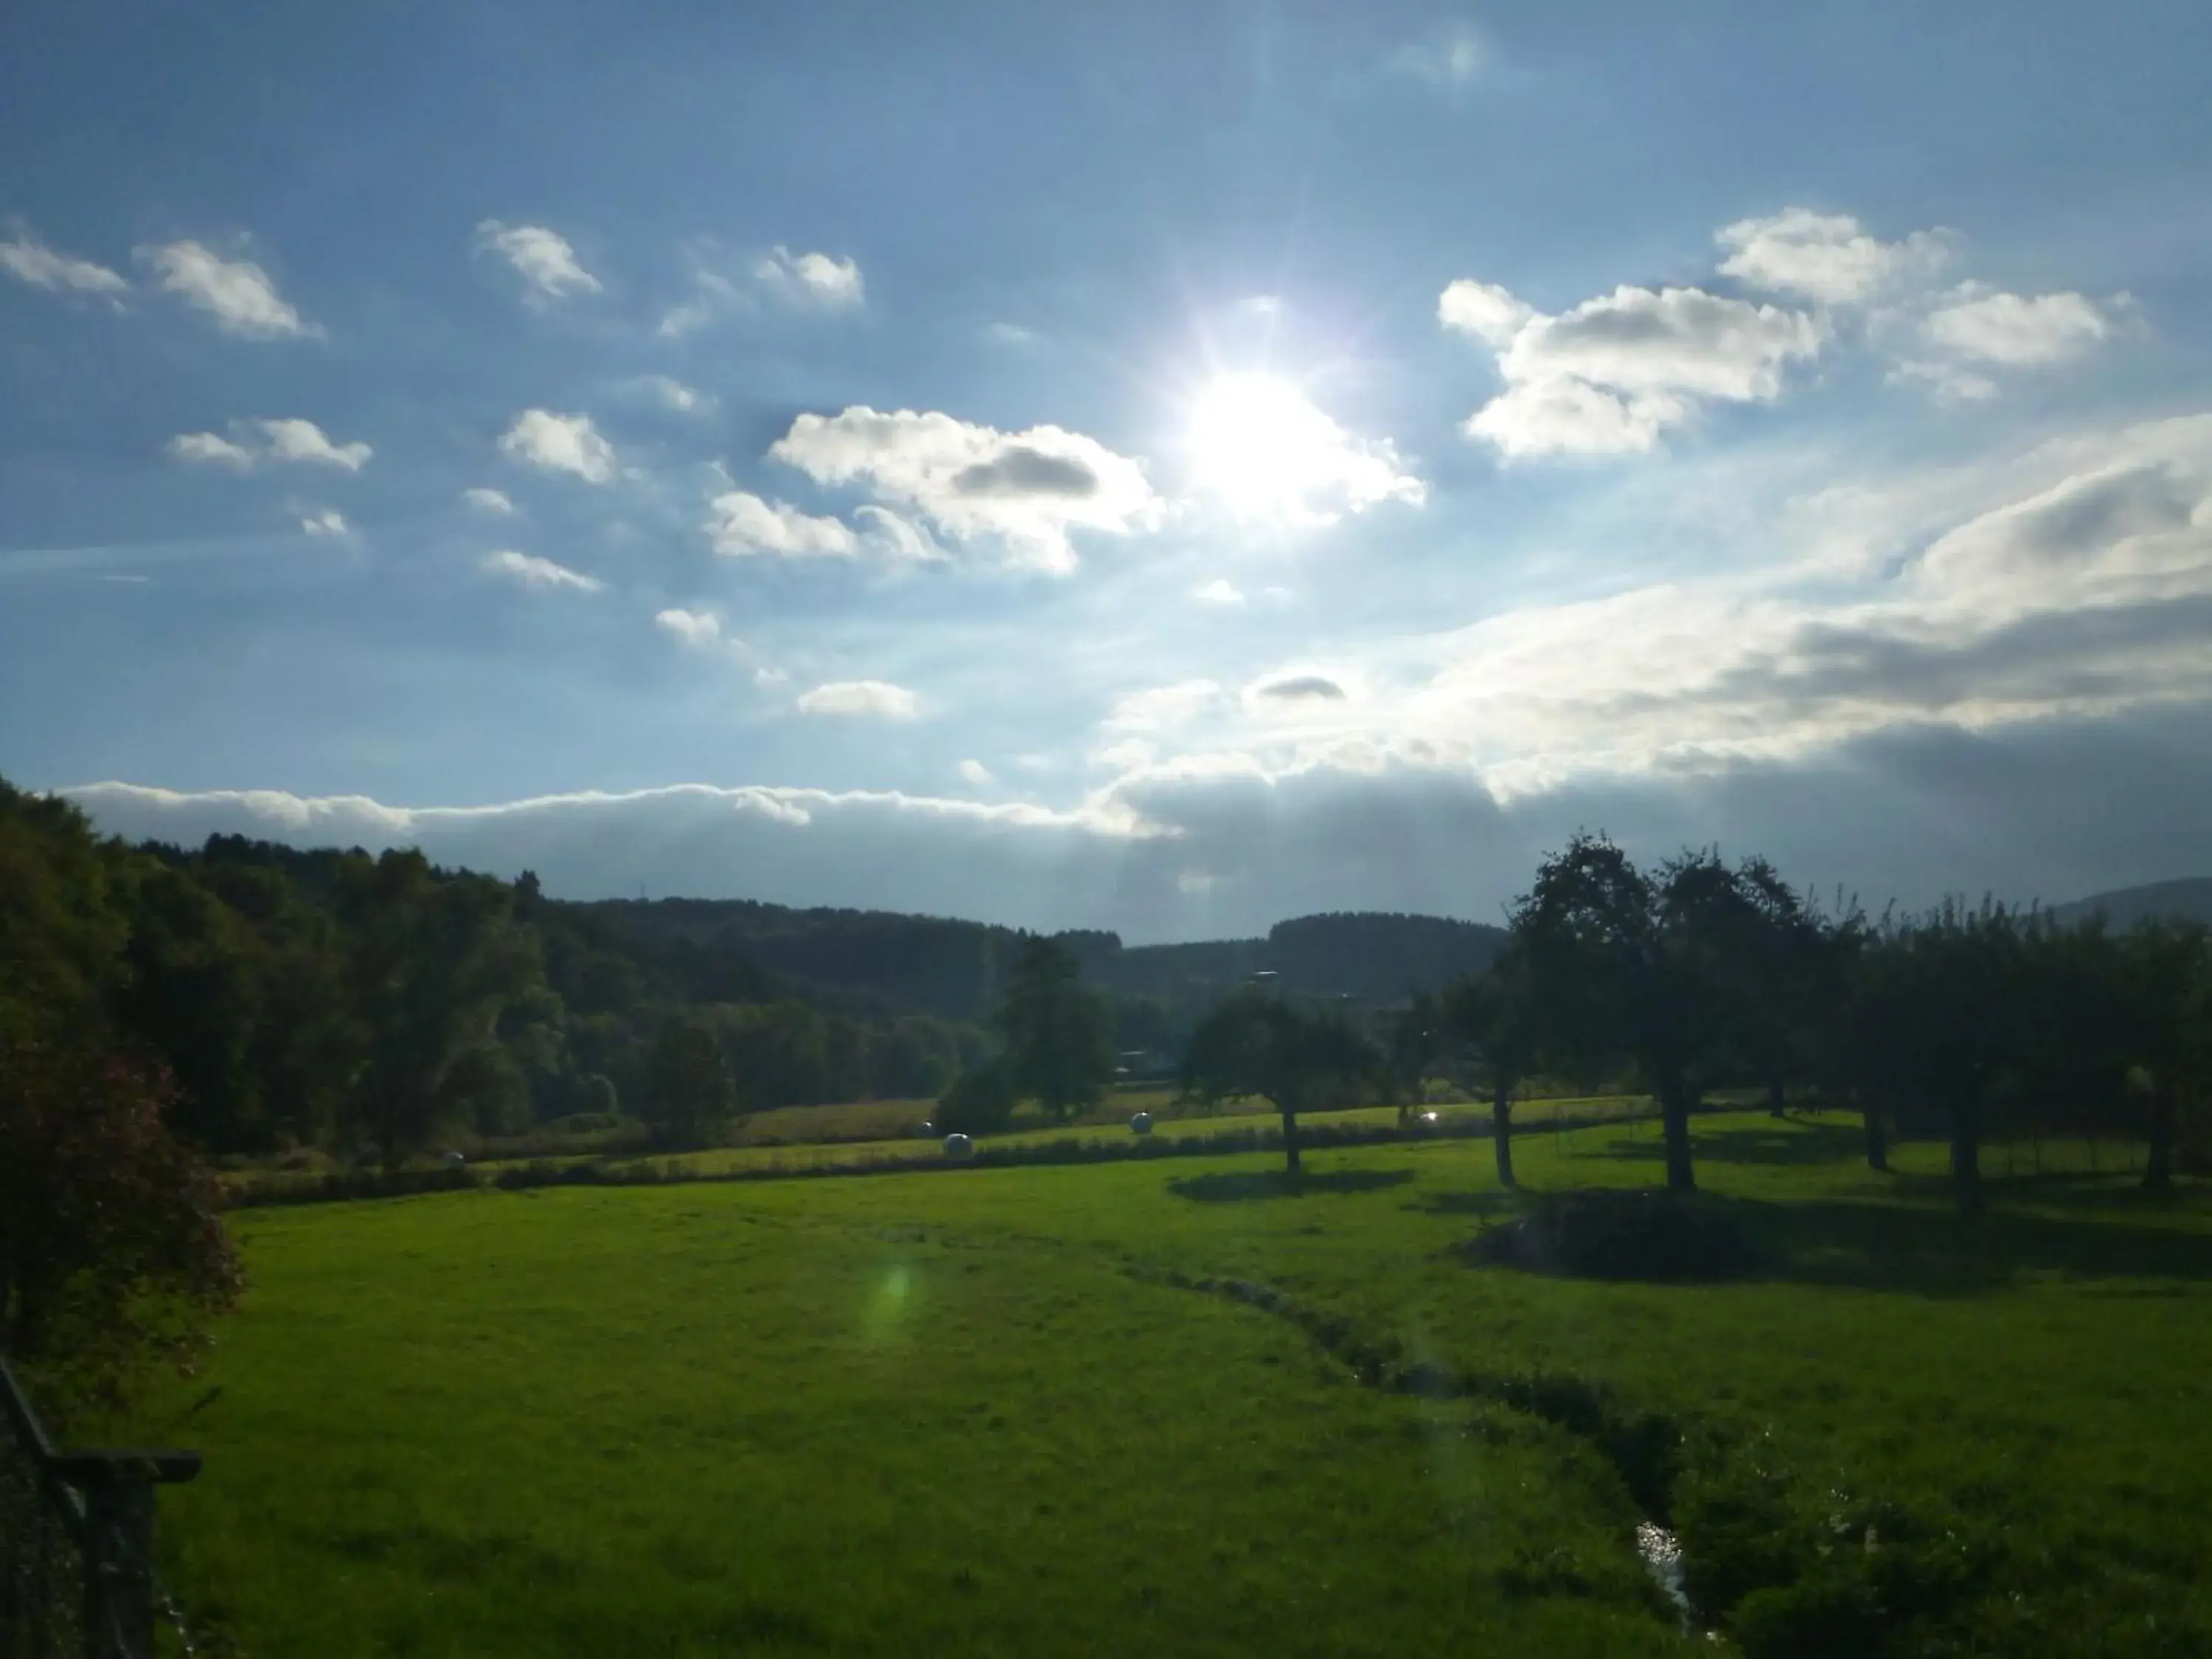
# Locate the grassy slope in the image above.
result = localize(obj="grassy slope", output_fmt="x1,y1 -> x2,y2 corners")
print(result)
156,1113 -> 2212,1657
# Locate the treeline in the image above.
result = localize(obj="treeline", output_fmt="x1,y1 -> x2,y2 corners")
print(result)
0,779 -> 1001,1164
1405,835 -> 2212,1206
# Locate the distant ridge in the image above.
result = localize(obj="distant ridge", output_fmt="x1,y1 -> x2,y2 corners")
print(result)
2045,877 -> 2212,929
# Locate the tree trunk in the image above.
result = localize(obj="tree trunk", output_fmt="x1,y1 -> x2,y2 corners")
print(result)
2144,1086 -> 2177,1193
1767,1074 -> 1787,1118
1863,1097 -> 1889,1172
1950,1092 -> 1984,1213
1492,1074 -> 1516,1188
1659,1078 -> 1696,1193
1281,1107 -> 1302,1175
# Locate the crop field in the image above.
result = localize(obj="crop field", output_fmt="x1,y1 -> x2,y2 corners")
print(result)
151,1113 -> 2212,1658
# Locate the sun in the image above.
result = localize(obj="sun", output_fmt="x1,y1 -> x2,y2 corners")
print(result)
1185,372 -> 1342,521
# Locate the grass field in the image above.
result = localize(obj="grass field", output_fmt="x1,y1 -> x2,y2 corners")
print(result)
150,1113 -> 2212,1657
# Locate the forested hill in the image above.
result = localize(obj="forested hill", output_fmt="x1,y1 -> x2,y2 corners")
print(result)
2047,877 -> 2212,930
574,898 -> 1509,1020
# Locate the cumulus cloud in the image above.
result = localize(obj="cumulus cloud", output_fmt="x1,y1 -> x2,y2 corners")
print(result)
1923,288 -> 2110,366
481,550 -> 604,593
136,240 -> 314,338
1438,279 -> 1534,347
166,431 -> 254,468
499,410 -> 616,484
1105,680 -> 1222,731
768,406 -> 1163,572
654,607 -> 726,648
1194,578 -> 1245,605
1716,208 -> 1953,305
474,220 -> 602,301
754,246 -> 863,309
300,509 -> 349,537
704,491 -> 858,559
1253,675 -> 1347,703
463,487 -> 516,515
1449,279 -> 1820,457
631,374 -> 714,414
1185,375 -> 1425,524
0,227 -> 128,296
164,420 -> 369,470
796,680 -> 919,719
255,417 -> 371,469
957,759 -> 994,787
1388,19 -> 1486,85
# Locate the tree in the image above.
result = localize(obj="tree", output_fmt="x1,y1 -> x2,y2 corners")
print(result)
2115,922 -> 2209,1192
1443,947 -> 1540,1188
934,1060 -> 1018,1137
343,852 -> 541,1167
997,936 -> 1114,1123
1180,992 -> 1379,1173
1512,836 -> 1812,1193
0,1038 -> 243,1425
1382,991 -> 1443,1122
644,1018 -> 737,1149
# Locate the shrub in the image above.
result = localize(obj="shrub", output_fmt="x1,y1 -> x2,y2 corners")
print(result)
935,1061 -> 1018,1137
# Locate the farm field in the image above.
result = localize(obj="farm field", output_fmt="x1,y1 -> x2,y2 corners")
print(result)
152,1112 -> 2212,1657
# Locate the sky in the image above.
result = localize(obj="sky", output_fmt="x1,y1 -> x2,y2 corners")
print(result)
6,1 -> 2212,941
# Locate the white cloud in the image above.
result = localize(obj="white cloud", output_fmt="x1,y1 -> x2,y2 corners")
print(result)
1105,680 -> 1222,731
1923,288 -> 2110,366
1888,360 -> 1998,406
474,220 -> 602,301
300,509 -> 349,537
481,550 -> 605,593
1184,374 -> 1425,524
852,504 -> 946,562
632,374 -> 714,414
166,431 -> 255,468
463,487 -> 516,515
1716,208 -> 1953,305
704,491 -> 858,559
754,246 -> 863,309
1389,20 -> 1486,85
768,406 -> 1164,573
796,680 -> 919,719
655,268 -> 744,339
499,410 -> 616,484
1450,279 -> 1821,458
1194,578 -> 1245,605
957,759 -> 994,787
1438,279 -> 1534,347
985,321 -> 1037,347
1465,378 -> 1683,457
255,417 -> 371,470
654,607 -> 725,648
0,229 -> 128,296
136,240 -> 314,338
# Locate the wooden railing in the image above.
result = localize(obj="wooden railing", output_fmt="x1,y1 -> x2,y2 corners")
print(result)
1,1356 -> 199,1659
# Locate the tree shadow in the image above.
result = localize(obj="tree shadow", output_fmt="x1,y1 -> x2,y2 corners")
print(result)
1407,1189 -> 1518,1219
1167,1168 -> 1417,1204
1582,1120 -> 1871,1168
1453,1186 -> 2212,1295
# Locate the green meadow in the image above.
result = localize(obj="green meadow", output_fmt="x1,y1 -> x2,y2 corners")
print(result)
153,1113 -> 2212,1658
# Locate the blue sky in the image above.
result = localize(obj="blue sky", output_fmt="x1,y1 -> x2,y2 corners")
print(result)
7,2 -> 2212,938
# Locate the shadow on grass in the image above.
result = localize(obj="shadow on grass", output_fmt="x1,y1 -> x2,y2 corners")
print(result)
1408,1189 -> 1518,1220
1448,1186 -> 2212,1295
1167,1169 -> 1416,1204
1583,1119 -> 1872,1169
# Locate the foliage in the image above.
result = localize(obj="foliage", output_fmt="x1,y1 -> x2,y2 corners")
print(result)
1180,991 -> 1380,1171
995,936 -> 1115,1123
644,1018 -> 738,1150
0,1037 -> 242,1425
933,1060 -> 1020,1138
